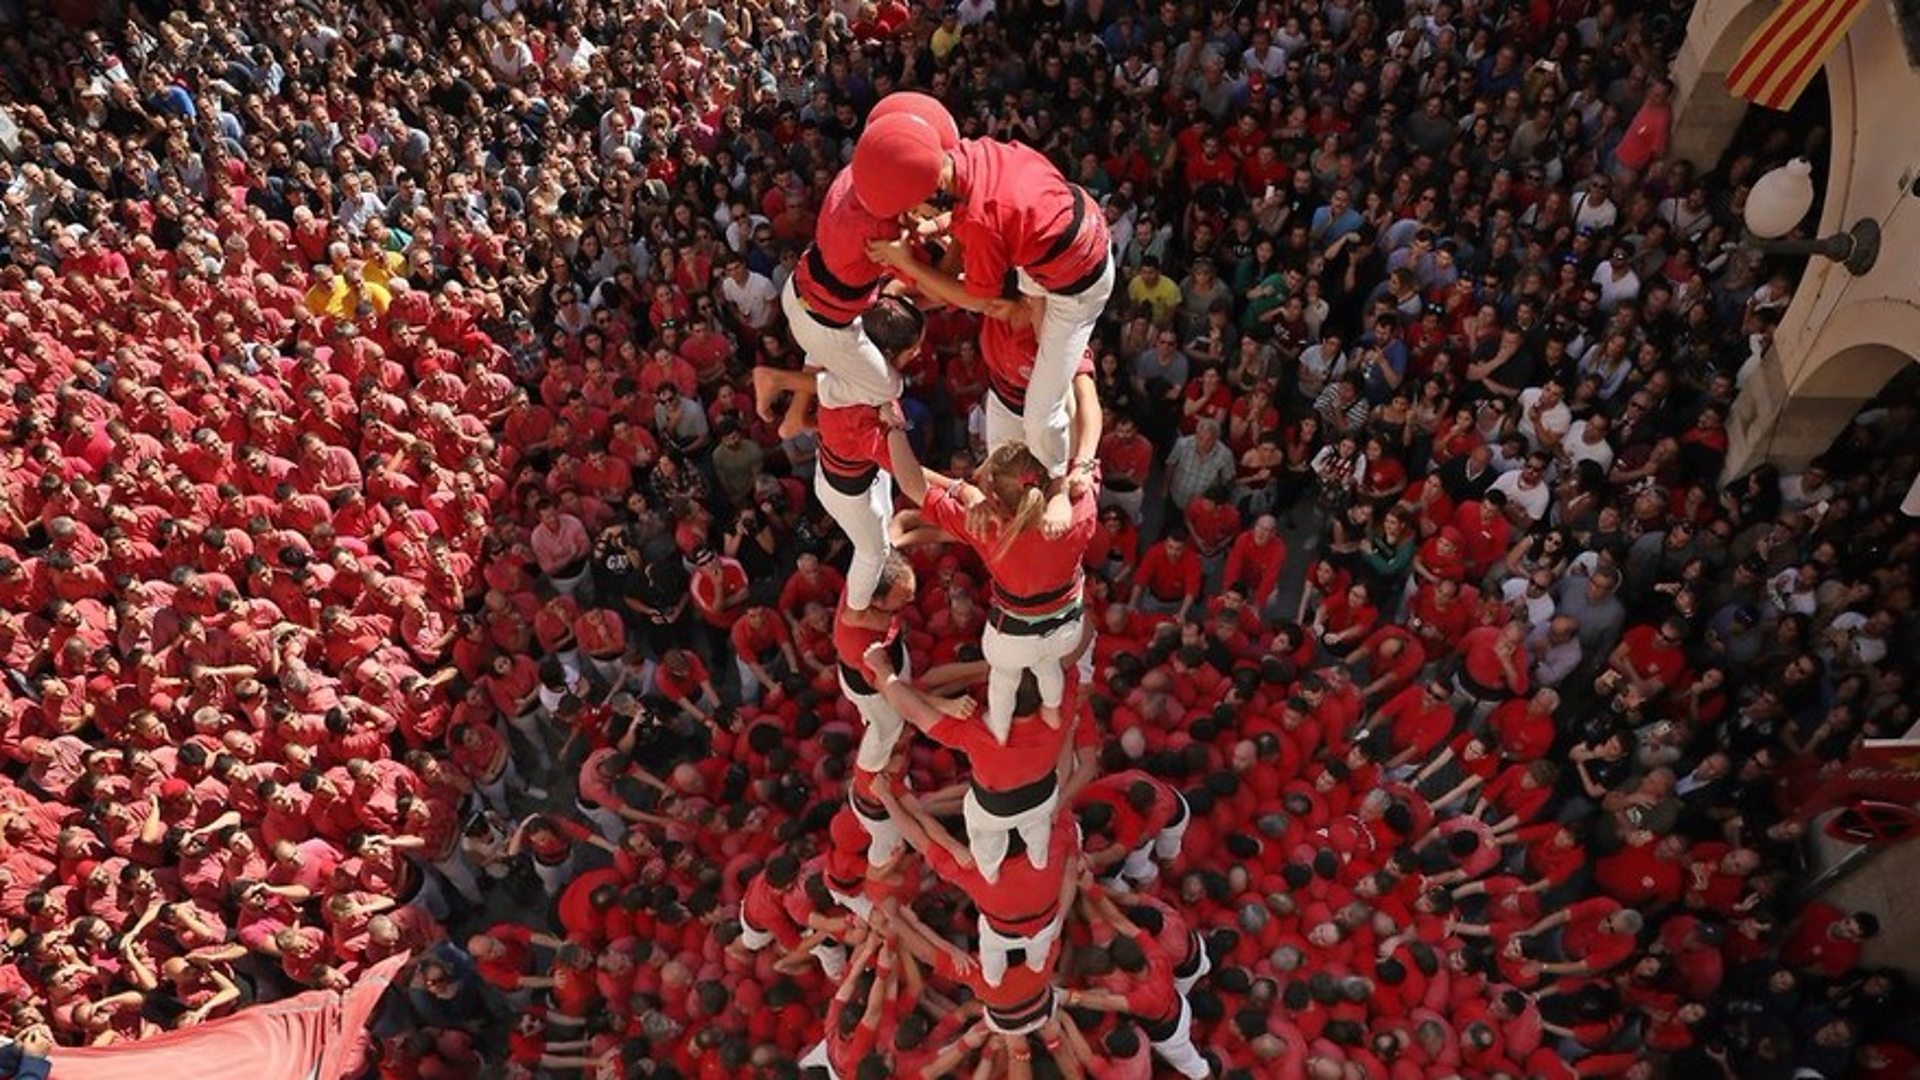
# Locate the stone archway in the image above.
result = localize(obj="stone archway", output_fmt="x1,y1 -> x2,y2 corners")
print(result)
1726,304 -> 1920,477
1766,343 -> 1913,465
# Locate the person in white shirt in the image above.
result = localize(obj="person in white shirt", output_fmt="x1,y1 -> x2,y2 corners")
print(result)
1516,383 -> 1571,454
1571,175 -> 1619,233
1778,465 -> 1834,512
1590,246 -> 1640,313
1562,413 -> 1615,473
1295,334 -> 1348,404
718,258 -> 780,331
1490,453 -> 1551,525
1824,610 -> 1892,668
1659,187 -> 1713,241
1502,570 -> 1558,628
485,27 -> 534,81
556,26 -> 598,73
1242,30 -> 1286,78
956,0 -> 996,26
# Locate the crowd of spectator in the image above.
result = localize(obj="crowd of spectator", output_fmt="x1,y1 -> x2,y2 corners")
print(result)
0,0 -> 1917,1077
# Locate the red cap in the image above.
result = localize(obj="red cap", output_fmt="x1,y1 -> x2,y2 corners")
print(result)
869,92 -> 959,150
159,778 -> 192,800
851,113 -> 946,218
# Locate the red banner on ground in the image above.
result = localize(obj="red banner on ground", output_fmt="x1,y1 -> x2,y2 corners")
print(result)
1776,739 -> 1920,822
53,953 -> 407,1080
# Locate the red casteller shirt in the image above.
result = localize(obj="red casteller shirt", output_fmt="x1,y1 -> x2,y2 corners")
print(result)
1222,530 -> 1286,601
792,169 -> 894,325
1134,541 -> 1202,603
921,481 -> 1096,618
1458,626 -> 1528,698
654,653 -> 711,703
1374,684 -> 1456,756
474,923 -> 537,989
922,811 -> 1077,937
1098,430 -> 1155,488
729,610 -> 792,662
1561,896 -> 1636,972
925,703 -> 1068,792
950,138 -> 1111,298
1185,496 -> 1240,558
1780,902 -> 1862,978
832,600 -> 903,694
816,402 -> 890,484
1615,623 -> 1689,693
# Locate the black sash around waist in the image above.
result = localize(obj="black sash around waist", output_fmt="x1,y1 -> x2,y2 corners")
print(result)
972,770 -> 1058,818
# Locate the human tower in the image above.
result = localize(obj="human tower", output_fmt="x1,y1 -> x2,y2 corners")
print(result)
741,94 -> 1211,1076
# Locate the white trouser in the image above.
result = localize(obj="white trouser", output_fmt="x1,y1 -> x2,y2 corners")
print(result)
586,651 -> 628,688
1016,259 -> 1115,477
506,708 -> 552,774
1121,793 -> 1191,884
827,886 -> 875,921
432,848 -> 485,905
737,912 -> 774,952
850,789 -> 904,867
979,909 -> 1065,987
980,611 -> 1083,742
577,797 -> 627,843
548,568 -> 587,597
963,783 -> 1059,884
1149,996 -> 1211,1079
1099,483 -> 1146,528
734,656 -> 764,704
781,275 -> 898,409
841,662 -> 909,772
814,940 -> 848,978
815,467 -> 894,610
798,1042 -> 838,1078
1076,627 -> 1097,684
983,384 -> 1080,456
475,756 -> 522,817
531,852 -> 574,897
1174,934 -> 1213,996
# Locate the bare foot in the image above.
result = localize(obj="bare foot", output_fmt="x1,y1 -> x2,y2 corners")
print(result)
750,366 -> 780,422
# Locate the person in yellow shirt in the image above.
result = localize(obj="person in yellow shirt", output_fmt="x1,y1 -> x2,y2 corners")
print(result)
930,7 -> 963,60
1125,255 -> 1183,328
304,263 -> 392,320
357,225 -> 407,287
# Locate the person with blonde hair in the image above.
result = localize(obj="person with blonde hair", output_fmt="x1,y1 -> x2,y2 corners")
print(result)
885,424 -> 1097,742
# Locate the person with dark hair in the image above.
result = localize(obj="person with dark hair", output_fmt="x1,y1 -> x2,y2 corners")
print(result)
1076,770 -> 1190,889
1064,884 -> 1210,1078
751,290 -> 930,614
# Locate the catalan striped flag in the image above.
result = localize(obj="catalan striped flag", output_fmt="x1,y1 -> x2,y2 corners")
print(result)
1725,0 -> 1871,111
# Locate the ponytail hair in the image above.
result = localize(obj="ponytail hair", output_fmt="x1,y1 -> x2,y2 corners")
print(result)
975,442 -> 1050,557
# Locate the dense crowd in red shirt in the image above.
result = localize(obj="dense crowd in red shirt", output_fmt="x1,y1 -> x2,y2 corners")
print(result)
1,0 -> 1919,1078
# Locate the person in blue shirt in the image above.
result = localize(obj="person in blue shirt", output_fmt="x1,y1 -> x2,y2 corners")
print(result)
1309,187 -> 1364,245
1357,312 -> 1410,405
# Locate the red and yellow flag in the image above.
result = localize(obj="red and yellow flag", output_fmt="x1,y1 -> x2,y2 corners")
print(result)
1725,0 -> 1871,111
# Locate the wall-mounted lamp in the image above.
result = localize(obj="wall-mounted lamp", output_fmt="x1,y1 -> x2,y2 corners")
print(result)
1743,158 -> 1881,276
